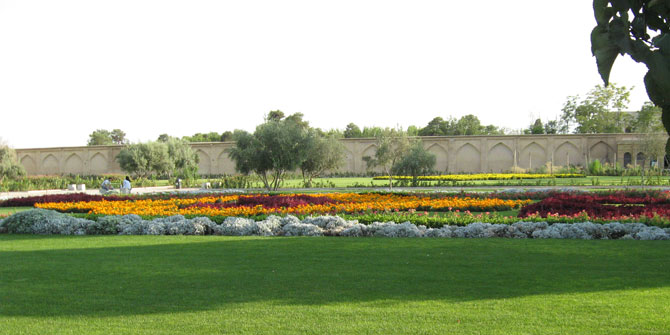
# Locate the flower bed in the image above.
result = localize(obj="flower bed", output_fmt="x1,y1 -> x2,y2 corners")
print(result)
2,209 -> 668,240
35,193 -> 530,217
373,173 -> 585,181
518,192 -> 670,221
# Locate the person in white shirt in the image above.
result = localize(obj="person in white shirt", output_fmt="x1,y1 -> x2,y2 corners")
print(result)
121,176 -> 132,194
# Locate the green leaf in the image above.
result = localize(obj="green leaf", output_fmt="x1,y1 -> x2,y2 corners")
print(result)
644,53 -> 670,107
653,33 -> 670,54
594,0 -> 613,25
591,26 -> 621,85
609,17 -> 632,53
610,0 -> 631,12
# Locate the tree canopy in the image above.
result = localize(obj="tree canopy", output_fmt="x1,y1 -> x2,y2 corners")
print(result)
87,129 -> 128,146
591,0 -> 670,151
0,143 -> 25,185
227,112 -> 341,191
559,83 -> 633,133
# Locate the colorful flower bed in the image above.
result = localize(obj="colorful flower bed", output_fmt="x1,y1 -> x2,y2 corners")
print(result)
34,193 -> 530,217
518,192 -> 670,221
373,173 -> 585,181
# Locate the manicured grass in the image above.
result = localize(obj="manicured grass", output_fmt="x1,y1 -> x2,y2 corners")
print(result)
1,236 -> 668,334
276,176 -> 670,188
0,207 -> 32,215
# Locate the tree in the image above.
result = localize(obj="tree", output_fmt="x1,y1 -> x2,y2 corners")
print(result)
454,114 -> 484,135
544,120 -> 559,134
116,142 -> 173,178
559,84 -> 633,133
166,138 -> 200,179
0,143 -> 25,185
591,0 -> 670,153
524,119 -> 545,134
110,129 -> 127,145
363,128 -> 410,189
633,101 -> 664,133
228,113 -> 313,191
87,129 -> 114,146
392,140 -> 436,186
300,134 -> 345,187
157,134 -> 172,142
418,117 -> 449,136
87,129 -> 127,145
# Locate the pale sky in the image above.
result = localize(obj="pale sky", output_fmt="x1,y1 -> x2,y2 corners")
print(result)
0,0 -> 651,149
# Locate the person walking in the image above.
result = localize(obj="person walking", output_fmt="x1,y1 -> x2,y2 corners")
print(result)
121,176 -> 132,194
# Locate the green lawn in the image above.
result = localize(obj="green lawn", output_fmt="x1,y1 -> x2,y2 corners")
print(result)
271,176 -> 670,189
1,236 -> 668,334
0,207 -> 32,215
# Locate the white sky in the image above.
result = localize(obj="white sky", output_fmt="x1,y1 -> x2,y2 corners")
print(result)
0,0 -> 651,149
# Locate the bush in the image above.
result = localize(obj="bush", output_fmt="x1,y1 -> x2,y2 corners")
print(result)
2,210 -> 669,240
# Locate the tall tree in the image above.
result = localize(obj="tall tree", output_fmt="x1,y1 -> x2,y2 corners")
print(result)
87,129 -> 114,146
343,123 -> 362,138
392,140 -> 436,186
228,113 -> 313,191
591,0 -> 670,153
363,128 -> 410,189
110,129 -> 128,145
559,84 -> 633,133
300,134 -> 345,187
0,142 -> 26,185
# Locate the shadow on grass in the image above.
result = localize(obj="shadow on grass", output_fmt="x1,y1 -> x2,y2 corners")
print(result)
1,236 -> 669,317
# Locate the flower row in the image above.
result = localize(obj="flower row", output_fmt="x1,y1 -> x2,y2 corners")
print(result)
2,209 -> 668,240
35,193 -> 531,217
518,193 -> 670,220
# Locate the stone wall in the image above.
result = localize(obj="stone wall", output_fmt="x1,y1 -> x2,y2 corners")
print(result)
15,134 -> 663,176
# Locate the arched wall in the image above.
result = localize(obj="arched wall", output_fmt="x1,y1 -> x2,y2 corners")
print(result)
13,134 -> 660,176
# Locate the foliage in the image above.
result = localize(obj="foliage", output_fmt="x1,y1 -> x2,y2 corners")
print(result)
343,123 -> 362,138
165,138 -> 200,179
363,128 -> 410,188
227,112 -> 313,191
588,159 -> 605,175
524,118 -> 546,134
418,115 -> 505,136
559,84 -> 632,133
300,134 -> 345,187
0,144 -> 25,185
3,209 -> 670,239
591,0 -> 670,154
87,129 -> 127,146
391,140 -> 436,186
116,142 -> 172,178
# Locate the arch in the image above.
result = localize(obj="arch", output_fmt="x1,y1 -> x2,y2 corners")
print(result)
20,155 -> 37,175
487,143 -> 514,172
520,142 -> 546,171
454,143 -> 480,173
361,144 -> 378,172
589,141 -> 614,163
196,150 -> 211,175
63,153 -> 83,174
42,154 -> 59,175
623,152 -> 632,167
636,152 -> 646,166
90,152 -> 108,174
217,151 -> 236,174
361,144 -> 377,160
554,141 -> 582,166
426,143 -> 448,172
